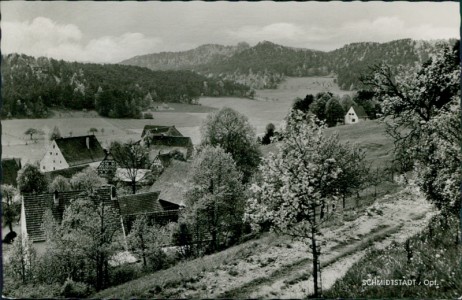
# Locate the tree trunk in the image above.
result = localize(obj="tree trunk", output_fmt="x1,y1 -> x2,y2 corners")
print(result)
132,180 -> 136,194
311,228 -> 319,298
342,195 -> 346,209
8,221 -> 13,233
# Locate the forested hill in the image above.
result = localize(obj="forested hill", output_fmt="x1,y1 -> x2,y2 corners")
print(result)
120,43 -> 250,71
121,39 -> 451,90
1,53 -> 252,119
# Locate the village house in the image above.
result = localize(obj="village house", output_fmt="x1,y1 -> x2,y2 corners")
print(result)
150,160 -> 191,207
20,186 -> 181,244
39,135 -> 106,172
140,125 -> 194,160
1,158 -> 22,187
97,150 -> 117,180
146,136 -> 194,161
344,105 -> 369,125
141,125 -> 183,139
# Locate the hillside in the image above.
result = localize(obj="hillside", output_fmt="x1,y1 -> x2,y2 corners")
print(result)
1,53 -> 252,119
120,43 -> 250,71
122,39 -> 449,89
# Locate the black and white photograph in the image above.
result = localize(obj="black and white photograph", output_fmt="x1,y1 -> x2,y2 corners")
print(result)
0,1 -> 460,298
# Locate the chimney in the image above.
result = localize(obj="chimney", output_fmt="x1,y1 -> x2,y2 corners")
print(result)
53,190 -> 59,206
86,136 -> 90,149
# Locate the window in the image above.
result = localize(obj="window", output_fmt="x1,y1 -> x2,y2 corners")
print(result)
60,161 -> 62,163
50,152 -> 52,155
352,118 -> 356,122
53,160 -> 55,163
53,145 -> 55,149
56,153 -> 58,156
43,166 -> 45,170
53,167 -> 55,170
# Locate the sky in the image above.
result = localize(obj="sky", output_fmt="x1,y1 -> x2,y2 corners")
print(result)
1,1 -> 459,64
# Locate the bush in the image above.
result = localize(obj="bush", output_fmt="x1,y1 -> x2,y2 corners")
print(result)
109,263 -> 142,286
144,112 -> 154,119
61,279 -> 94,298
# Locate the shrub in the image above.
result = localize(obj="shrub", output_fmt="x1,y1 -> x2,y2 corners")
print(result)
109,263 -> 142,286
144,112 -> 154,119
61,279 -> 94,298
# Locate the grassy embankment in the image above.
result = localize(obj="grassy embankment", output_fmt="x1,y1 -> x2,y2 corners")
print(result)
325,214 -> 462,299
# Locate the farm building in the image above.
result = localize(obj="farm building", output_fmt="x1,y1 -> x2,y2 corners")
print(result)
150,160 -> 192,207
118,191 -> 182,233
39,135 -> 106,172
141,125 -> 183,138
344,105 -> 369,124
1,158 -> 22,186
97,150 -> 117,179
20,186 -> 181,243
146,136 -> 194,160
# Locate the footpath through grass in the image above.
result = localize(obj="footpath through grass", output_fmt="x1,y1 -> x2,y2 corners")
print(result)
324,214 -> 462,299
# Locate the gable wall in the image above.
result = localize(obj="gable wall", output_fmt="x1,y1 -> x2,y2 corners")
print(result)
345,107 -> 361,125
40,141 -> 70,172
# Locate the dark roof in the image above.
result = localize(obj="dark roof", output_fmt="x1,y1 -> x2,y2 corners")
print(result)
351,105 -> 368,118
150,160 -> 192,206
141,125 -> 183,138
22,185 -> 114,242
1,158 -> 22,186
117,191 -> 179,216
148,136 -> 193,148
55,135 -> 105,167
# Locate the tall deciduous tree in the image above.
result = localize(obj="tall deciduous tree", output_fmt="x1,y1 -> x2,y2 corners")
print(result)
325,97 -> 345,127
44,195 -> 122,291
1,184 -> 20,232
183,146 -> 245,253
7,234 -> 37,284
261,123 -> 276,145
17,163 -> 48,194
200,107 -> 261,183
70,167 -> 107,191
126,215 -> 170,270
109,140 -> 150,194
362,42 -> 460,219
49,175 -> 72,192
246,111 -> 342,298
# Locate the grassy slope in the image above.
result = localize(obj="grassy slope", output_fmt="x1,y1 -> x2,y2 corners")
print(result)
324,215 -> 462,299
261,119 -> 394,169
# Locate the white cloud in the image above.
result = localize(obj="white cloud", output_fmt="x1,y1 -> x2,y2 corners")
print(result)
2,17 -> 163,63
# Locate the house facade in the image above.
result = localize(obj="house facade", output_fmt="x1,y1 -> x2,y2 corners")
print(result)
344,105 -> 369,125
97,151 -> 117,179
40,135 -> 106,172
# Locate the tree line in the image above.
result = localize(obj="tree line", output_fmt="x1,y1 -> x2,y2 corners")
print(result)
1,53 -> 253,119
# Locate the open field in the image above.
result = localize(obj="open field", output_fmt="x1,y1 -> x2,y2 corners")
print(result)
2,76 -> 350,165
